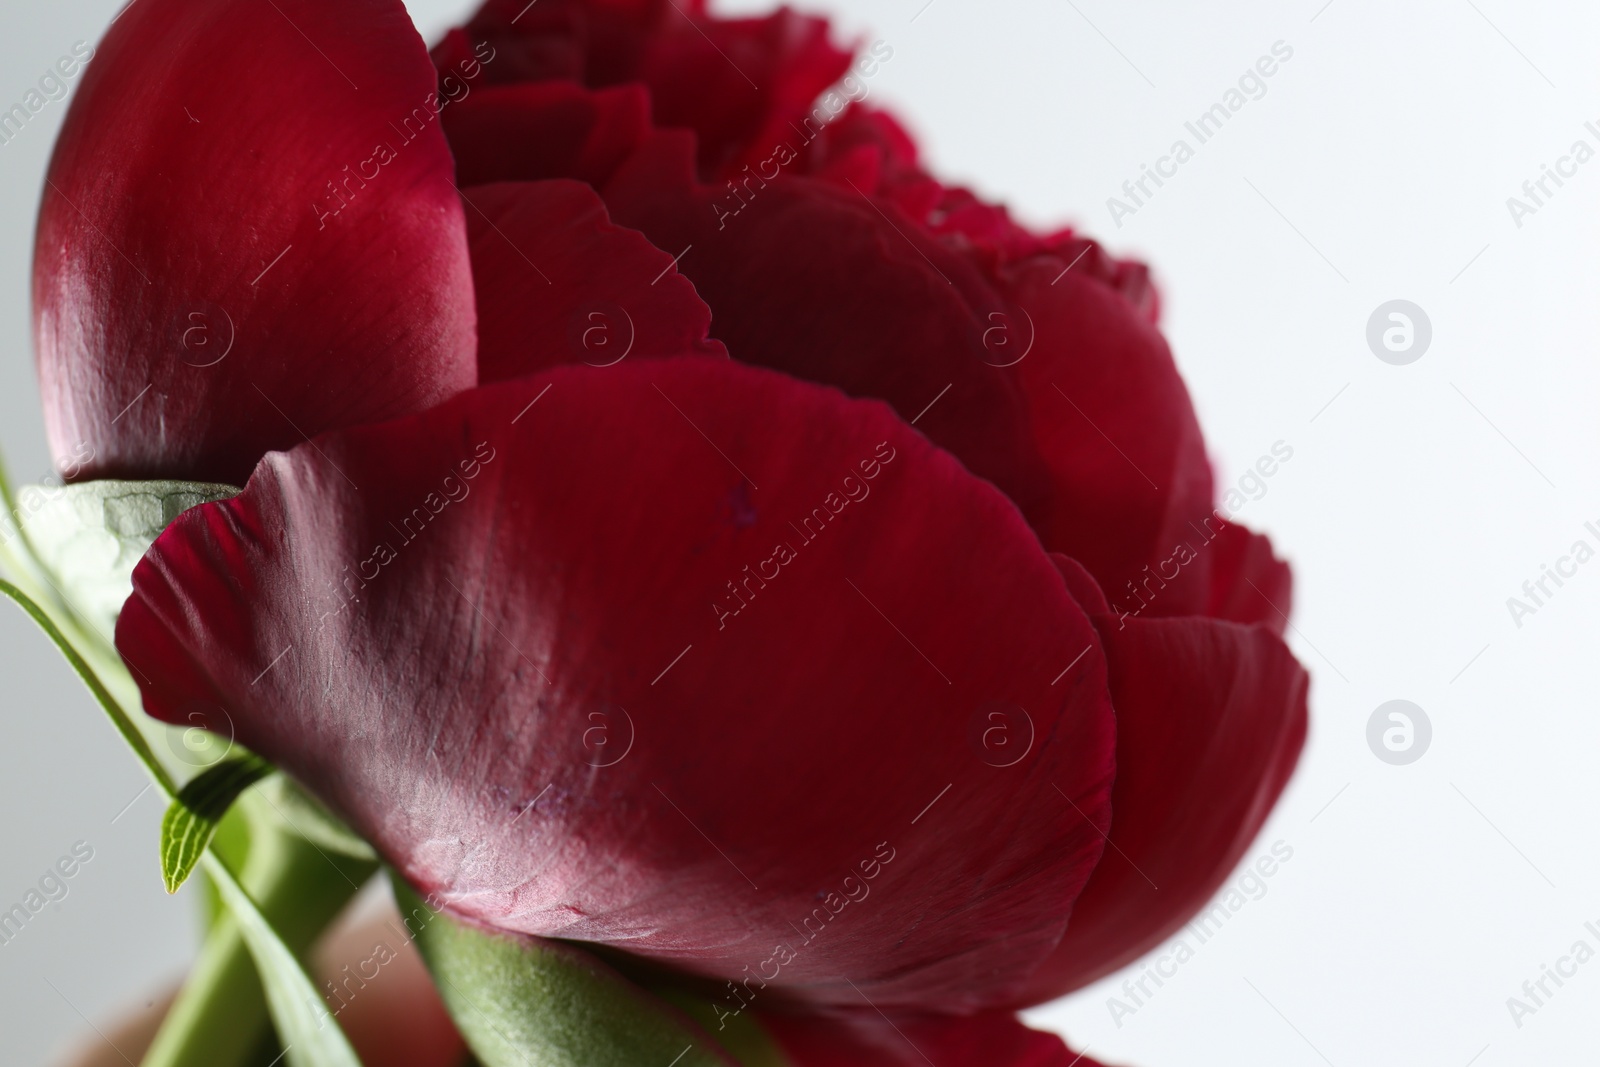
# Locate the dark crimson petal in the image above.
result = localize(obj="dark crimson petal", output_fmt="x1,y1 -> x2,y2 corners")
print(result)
439,0 -> 668,88
441,0 -> 850,181
445,82 -> 653,188
602,132 -> 1218,616
762,1008 -> 1116,1067
599,129 -> 1061,531
36,0 -> 476,486
117,359 -> 1116,1012
462,180 -> 725,382
1014,555 -> 1308,1004
436,81 -> 1219,619
800,107 -> 1159,321
1204,521 -> 1294,635
633,7 -> 851,180
1005,257 -> 1217,619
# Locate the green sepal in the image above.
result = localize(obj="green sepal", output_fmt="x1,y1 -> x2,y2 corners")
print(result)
394,877 -> 742,1067
13,478 -> 238,638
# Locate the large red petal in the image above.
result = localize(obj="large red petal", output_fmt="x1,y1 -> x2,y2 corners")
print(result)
36,0 -> 476,486
601,132 -> 1219,618
462,180 -> 725,383
1014,556 -> 1308,1004
116,359 -> 1115,1012
762,1008 -> 1116,1067
438,82 -> 1223,619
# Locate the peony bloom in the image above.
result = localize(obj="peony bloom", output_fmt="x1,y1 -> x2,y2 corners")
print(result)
37,0 -> 1308,1060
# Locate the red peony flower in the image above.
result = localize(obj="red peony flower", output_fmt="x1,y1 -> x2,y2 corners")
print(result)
36,0 -> 1308,1060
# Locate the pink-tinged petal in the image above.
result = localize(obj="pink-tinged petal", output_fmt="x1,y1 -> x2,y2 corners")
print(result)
36,0 -> 476,486
462,180 -> 725,382
762,1008 -> 1116,1067
1015,555 -> 1308,1004
1205,521 -> 1294,635
117,359 -> 1116,1012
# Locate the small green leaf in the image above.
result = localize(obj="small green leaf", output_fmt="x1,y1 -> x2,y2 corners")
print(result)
206,852 -> 363,1067
394,878 -> 739,1067
161,755 -> 274,894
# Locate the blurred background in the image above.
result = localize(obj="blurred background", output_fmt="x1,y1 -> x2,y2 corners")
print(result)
3,1 -> 1599,1064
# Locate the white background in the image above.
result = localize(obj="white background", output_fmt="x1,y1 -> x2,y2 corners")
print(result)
3,1 -> 1599,1064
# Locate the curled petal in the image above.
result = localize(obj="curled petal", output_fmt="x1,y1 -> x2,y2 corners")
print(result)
437,0 -> 851,180
118,358 -> 1116,1012
36,0 -> 477,486
1015,556 -> 1308,1003
1204,521 -> 1294,635
463,180 -> 725,382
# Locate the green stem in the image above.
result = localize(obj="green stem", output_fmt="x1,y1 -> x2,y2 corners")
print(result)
141,799 -> 379,1067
